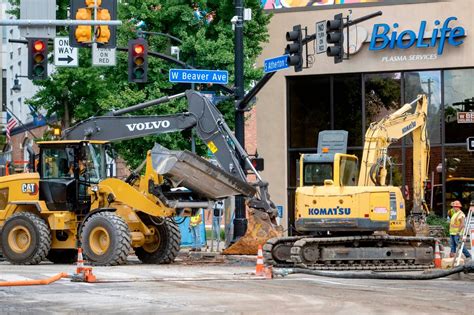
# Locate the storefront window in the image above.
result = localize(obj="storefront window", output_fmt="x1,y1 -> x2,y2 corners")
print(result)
288,76 -> 330,148
444,69 -> 474,144
334,74 -> 362,147
404,71 -> 441,144
364,72 -> 402,132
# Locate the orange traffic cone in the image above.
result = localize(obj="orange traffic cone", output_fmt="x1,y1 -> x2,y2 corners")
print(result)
256,245 -> 265,276
434,240 -> 442,268
76,247 -> 84,274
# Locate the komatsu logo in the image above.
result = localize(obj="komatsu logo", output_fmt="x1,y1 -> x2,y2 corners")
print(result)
308,207 -> 351,216
126,120 -> 171,132
402,121 -> 416,134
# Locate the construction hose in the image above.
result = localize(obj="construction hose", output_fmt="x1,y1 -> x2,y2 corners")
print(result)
274,263 -> 474,280
0,272 -> 69,287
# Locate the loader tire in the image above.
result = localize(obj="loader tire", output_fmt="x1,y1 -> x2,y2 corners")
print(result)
1,212 -> 51,265
47,249 -> 77,264
81,212 -> 131,266
135,218 -> 181,264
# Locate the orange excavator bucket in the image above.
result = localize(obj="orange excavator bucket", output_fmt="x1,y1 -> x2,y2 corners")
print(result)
223,208 -> 283,255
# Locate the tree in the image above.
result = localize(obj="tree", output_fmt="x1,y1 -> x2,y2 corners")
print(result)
12,0 -> 271,169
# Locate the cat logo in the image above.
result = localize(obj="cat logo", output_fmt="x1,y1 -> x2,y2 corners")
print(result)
21,183 -> 38,195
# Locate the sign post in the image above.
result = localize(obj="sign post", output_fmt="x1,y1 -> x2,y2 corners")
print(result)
54,37 -> 78,67
92,44 -> 116,66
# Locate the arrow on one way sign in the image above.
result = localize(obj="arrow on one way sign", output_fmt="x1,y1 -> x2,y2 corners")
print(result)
58,55 -> 74,64
54,37 -> 78,67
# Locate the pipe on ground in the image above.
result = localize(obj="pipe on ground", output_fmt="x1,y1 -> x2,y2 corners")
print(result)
274,263 -> 474,280
0,272 -> 69,286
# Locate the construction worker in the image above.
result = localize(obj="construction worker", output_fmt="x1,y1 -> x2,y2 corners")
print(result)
189,209 -> 203,252
449,200 -> 472,259
207,199 -> 224,252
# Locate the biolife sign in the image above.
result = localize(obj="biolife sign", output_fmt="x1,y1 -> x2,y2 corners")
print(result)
369,17 -> 466,55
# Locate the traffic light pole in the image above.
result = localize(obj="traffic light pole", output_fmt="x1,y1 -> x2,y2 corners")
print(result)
233,0 -> 247,242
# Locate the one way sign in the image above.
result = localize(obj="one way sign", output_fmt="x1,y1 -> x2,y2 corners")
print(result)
54,37 -> 78,67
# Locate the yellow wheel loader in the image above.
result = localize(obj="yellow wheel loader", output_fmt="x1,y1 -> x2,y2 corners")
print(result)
0,90 -> 281,265
265,95 -> 436,271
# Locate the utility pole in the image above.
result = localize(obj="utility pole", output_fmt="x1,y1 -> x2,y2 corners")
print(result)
233,0 -> 247,241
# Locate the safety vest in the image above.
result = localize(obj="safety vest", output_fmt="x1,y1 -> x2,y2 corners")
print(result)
449,210 -> 465,235
190,213 -> 201,227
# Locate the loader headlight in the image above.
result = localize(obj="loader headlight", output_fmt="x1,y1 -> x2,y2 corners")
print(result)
91,185 -> 99,192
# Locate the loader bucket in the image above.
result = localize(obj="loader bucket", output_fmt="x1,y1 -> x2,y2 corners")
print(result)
223,208 -> 284,255
151,144 -> 256,199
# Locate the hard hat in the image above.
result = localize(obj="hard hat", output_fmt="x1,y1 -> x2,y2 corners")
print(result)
451,200 -> 462,208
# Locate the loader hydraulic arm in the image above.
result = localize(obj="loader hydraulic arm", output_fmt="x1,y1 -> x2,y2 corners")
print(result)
63,90 -> 276,216
358,95 -> 429,213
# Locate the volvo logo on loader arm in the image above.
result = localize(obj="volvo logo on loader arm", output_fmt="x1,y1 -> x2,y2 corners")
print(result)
125,120 -> 171,132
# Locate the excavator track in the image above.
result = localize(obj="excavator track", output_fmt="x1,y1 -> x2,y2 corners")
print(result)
265,235 -> 436,271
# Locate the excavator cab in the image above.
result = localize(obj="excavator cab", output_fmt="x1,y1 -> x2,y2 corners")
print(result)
38,141 -> 108,213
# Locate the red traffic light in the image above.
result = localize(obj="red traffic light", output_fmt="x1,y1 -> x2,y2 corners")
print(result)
133,44 -> 145,55
33,40 -> 46,52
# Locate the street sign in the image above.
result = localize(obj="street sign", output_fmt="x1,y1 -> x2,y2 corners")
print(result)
54,37 -> 78,67
263,55 -> 289,73
315,20 -> 327,54
169,69 -> 229,84
92,44 -> 116,66
457,112 -> 474,123
20,0 -> 55,38
467,137 -> 474,152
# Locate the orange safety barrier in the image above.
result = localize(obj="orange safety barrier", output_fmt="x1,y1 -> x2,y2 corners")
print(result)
0,273 -> 69,287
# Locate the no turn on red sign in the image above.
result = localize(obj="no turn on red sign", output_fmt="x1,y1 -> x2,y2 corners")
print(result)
92,44 -> 116,67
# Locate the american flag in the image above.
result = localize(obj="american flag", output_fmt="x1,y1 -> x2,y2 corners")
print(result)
6,113 -> 18,142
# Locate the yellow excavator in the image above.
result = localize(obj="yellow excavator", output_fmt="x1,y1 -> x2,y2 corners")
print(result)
265,95 -> 436,270
0,90 -> 281,265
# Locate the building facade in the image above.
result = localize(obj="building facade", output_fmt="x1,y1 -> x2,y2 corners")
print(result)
256,0 -> 474,232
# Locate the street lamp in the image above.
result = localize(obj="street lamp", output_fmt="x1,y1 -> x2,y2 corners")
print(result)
11,74 -> 29,93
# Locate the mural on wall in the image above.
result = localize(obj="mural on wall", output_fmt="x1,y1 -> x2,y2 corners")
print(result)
262,0 -> 385,9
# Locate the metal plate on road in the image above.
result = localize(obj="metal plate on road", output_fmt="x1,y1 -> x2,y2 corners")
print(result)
54,37 -> 78,67
316,20 -> 327,54
92,44 -> 116,66
169,69 -> 229,84
263,55 -> 289,73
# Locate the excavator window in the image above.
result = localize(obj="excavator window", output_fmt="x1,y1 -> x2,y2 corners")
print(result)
303,163 -> 333,186
339,156 -> 359,187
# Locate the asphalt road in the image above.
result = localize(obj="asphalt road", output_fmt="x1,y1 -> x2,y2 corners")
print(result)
0,256 -> 473,314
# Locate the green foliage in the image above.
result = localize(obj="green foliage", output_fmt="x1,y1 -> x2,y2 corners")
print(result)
12,0 -> 270,169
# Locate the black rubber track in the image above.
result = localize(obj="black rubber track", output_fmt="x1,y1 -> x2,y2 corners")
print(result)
81,212 -> 132,266
1,212 -> 51,265
135,218 -> 181,264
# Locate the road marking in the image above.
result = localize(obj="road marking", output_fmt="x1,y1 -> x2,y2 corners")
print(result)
0,275 -> 32,281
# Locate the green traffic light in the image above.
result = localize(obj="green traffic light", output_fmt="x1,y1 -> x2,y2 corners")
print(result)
33,65 -> 45,76
134,68 -> 145,79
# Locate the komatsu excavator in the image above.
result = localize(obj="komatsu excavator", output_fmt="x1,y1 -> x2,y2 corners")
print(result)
265,95 -> 436,270
0,90 -> 281,265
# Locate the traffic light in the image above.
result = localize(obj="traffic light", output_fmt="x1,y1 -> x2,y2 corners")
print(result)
285,25 -> 303,72
128,38 -> 148,83
28,39 -> 48,80
326,13 -> 344,64
69,0 -> 117,48
250,157 -> 264,171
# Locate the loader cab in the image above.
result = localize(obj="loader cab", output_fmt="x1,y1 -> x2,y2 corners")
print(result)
38,140 -> 108,213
